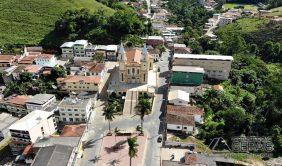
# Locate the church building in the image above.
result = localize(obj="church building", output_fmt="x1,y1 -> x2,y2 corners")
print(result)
118,44 -> 153,84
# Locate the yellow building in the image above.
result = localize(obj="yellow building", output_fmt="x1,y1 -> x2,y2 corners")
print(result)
118,44 -> 153,84
57,75 -> 101,92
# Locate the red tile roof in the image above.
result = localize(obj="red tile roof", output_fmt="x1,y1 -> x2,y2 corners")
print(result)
24,65 -> 42,73
0,55 -> 15,63
167,105 -> 204,116
6,95 -> 31,107
126,49 -> 142,63
58,75 -> 101,84
89,63 -> 105,73
36,54 -> 54,60
167,113 -> 195,126
60,124 -> 86,137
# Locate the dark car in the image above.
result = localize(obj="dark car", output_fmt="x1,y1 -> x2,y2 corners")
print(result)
157,135 -> 163,143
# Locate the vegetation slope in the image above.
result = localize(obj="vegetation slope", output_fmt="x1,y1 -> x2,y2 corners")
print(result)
0,0 -> 114,46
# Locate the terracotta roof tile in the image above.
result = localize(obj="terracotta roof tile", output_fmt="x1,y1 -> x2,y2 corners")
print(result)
6,95 -> 31,107
167,113 -> 195,126
0,55 -> 15,63
167,105 -> 204,116
36,54 -> 54,60
60,124 -> 86,137
126,49 -> 142,63
89,63 -> 105,73
24,65 -> 42,73
58,75 -> 101,84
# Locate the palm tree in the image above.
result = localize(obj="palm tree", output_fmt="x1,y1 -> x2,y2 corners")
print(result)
103,104 -> 116,134
136,95 -> 151,134
127,137 -> 138,166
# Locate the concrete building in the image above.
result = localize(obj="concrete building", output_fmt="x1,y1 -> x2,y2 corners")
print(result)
60,42 -> 75,59
73,40 -> 88,58
171,66 -> 205,86
219,17 -> 234,26
168,90 -> 190,106
57,96 -> 92,123
106,45 -> 118,61
9,110 -> 57,155
118,44 -> 153,84
57,75 -> 101,92
0,113 -> 19,138
173,54 -> 233,80
35,54 -> 57,67
144,36 -> 165,47
0,55 -> 16,69
31,144 -> 76,166
84,45 -> 96,61
2,95 -> 31,116
25,94 -> 56,111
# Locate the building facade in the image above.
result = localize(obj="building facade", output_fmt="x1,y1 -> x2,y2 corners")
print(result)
118,44 -> 153,84
173,54 -> 233,80
57,96 -> 92,123
9,110 -> 57,155
25,94 -> 56,111
35,54 -> 57,67
57,76 -> 101,92
170,66 -> 205,86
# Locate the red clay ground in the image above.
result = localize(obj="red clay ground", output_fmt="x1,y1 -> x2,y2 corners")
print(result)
97,134 -> 147,166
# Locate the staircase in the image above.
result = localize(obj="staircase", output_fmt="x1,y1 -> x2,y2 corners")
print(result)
123,90 -> 138,115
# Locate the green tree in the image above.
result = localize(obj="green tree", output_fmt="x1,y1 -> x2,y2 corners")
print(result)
103,105 -> 116,134
19,72 -> 33,83
136,95 -> 151,134
127,137 -> 138,166
92,52 -> 105,63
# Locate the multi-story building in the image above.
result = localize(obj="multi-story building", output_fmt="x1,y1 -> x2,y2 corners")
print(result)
0,55 -> 16,69
0,113 -> 19,139
84,45 -> 96,61
170,66 -> 205,86
106,45 -> 118,61
173,54 -> 233,80
60,42 -> 75,59
57,75 -> 101,92
118,44 -> 153,84
9,110 -> 56,155
25,94 -> 56,111
35,54 -> 57,67
73,40 -> 88,58
219,17 -> 234,27
57,96 -> 92,123
2,95 -> 31,116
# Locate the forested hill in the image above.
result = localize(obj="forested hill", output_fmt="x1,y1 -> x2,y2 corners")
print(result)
0,0 -> 115,47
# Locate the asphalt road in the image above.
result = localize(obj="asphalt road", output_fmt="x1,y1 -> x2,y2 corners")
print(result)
77,50 -> 170,166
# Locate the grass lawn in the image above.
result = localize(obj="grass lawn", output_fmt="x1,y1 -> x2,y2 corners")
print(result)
168,135 -> 212,154
0,0 -> 115,46
223,3 -> 257,11
267,6 -> 282,17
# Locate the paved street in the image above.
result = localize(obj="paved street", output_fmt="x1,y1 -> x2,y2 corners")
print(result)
76,49 -> 170,166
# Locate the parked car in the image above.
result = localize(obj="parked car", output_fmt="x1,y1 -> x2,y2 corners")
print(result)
157,135 -> 163,143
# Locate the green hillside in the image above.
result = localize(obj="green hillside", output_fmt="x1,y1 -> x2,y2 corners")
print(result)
0,0 -> 115,46
217,18 -> 282,45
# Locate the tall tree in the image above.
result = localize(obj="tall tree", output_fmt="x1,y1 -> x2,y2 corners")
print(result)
136,95 -> 151,134
127,137 -> 138,166
103,104 -> 116,134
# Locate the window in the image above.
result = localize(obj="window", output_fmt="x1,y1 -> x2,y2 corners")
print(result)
143,74 -> 146,82
183,127 -> 187,129
177,126 -> 180,129
74,109 -> 78,111
137,69 -> 139,74
68,109 -> 72,111
63,118 -> 66,121
132,68 -> 135,74
75,118 -> 80,122
69,114 -> 72,116
75,114 -> 79,116
60,108 -> 65,111
121,73 -> 124,82
81,114 -> 85,117
62,113 -> 65,116
69,118 -> 73,122
128,69 -> 130,74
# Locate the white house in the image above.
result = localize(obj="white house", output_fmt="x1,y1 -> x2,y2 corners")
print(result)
167,105 -> 204,125
173,54 -> 233,80
35,54 -> 57,67
9,110 -> 57,155
57,95 -> 92,123
219,17 -> 233,27
25,94 -> 56,112
106,45 -> 118,61
167,113 -> 195,133
168,90 -> 190,106
60,42 -> 75,59
73,40 -> 88,57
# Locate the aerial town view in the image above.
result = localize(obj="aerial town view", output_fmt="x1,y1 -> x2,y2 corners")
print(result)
0,0 -> 281,165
